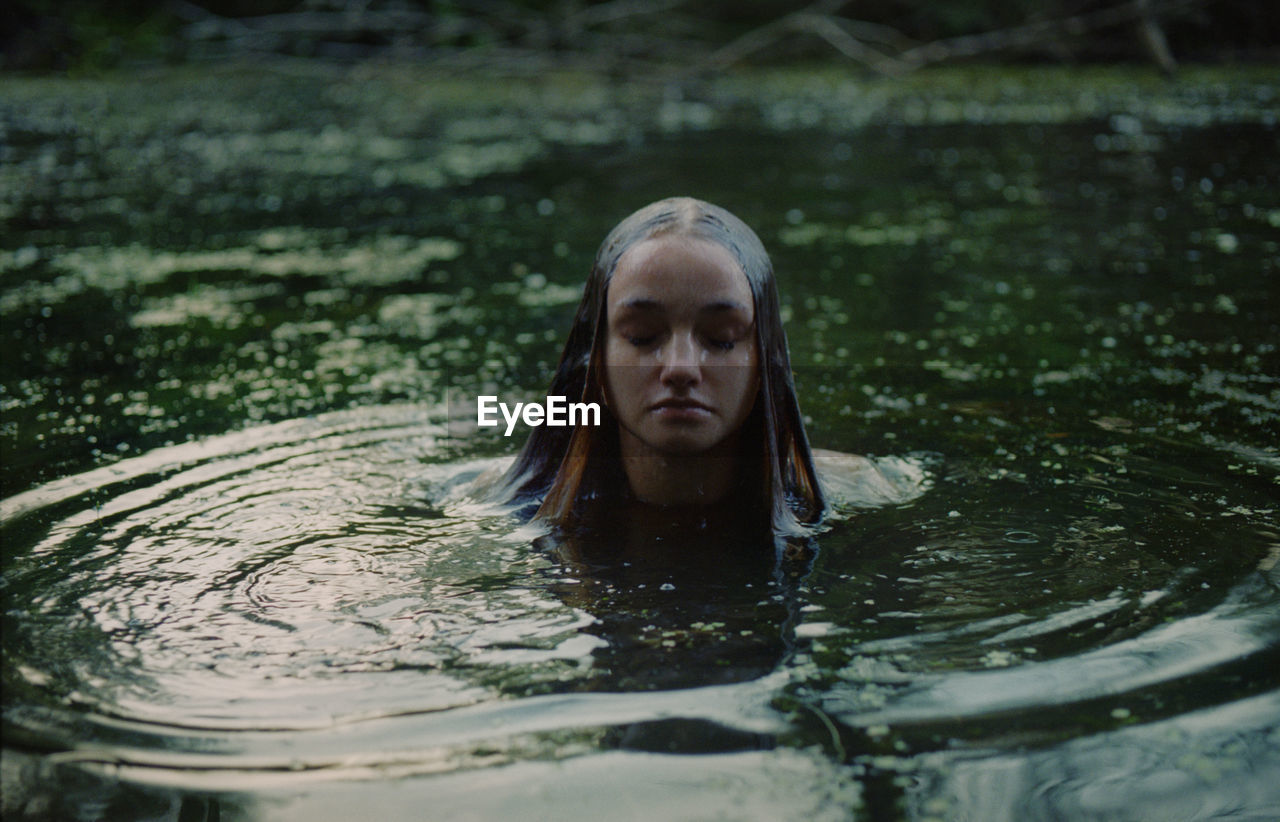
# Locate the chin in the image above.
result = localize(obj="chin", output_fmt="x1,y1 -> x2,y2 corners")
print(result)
643,431 -> 727,456
654,441 -> 711,456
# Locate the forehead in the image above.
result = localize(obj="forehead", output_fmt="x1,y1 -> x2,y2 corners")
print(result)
608,235 -> 752,311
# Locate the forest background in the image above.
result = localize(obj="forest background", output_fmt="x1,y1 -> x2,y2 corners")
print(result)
6,0 -> 1277,76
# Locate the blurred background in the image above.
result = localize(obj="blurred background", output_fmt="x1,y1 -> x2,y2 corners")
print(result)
6,0 -> 1278,74
4,3 -> 1279,821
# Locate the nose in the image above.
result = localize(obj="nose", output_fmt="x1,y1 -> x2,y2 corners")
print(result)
659,332 -> 701,388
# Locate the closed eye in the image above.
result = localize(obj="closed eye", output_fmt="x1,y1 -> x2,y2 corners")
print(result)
702,321 -> 752,352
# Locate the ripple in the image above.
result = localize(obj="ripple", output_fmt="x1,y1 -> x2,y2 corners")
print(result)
2,405 -> 598,734
796,436 -> 1280,783
3,407 -> 1278,818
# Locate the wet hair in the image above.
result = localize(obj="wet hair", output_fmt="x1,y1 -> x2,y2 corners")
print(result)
498,196 -> 824,534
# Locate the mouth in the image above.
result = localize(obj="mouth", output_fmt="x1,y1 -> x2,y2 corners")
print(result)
650,398 -> 712,414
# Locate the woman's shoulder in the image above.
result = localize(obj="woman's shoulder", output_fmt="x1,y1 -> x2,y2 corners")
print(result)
812,448 -> 932,512
467,457 -> 516,499
413,454 -> 518,510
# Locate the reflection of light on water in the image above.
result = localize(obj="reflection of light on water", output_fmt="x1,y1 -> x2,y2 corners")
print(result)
5,416 -> 1279,817
832,573 -> 1279,725
4,66 -> 1279,818
9,408 -> 561,725
7,404 -> 1275,765
911,689 -> 1280,821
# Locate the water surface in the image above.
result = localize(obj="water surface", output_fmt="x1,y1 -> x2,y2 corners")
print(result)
2,65 -> 1278,820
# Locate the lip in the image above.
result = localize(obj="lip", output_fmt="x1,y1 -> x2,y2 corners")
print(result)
649,398 -> 713,416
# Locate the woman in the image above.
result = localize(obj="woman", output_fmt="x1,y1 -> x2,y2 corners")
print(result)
496,196 -> 824,536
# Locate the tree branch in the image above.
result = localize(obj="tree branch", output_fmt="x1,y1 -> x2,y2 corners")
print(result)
695,0 -> 1201,77
893,0 -> 1200,69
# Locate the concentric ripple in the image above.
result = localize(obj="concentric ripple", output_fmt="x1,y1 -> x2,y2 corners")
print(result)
2,406 -> 595,732
2,404 -> 1278,819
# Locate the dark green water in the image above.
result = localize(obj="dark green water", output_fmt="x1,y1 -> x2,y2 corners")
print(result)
2,64 -> 1278,820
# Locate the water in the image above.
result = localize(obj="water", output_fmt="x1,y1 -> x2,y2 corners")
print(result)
2,64 -> 1278,820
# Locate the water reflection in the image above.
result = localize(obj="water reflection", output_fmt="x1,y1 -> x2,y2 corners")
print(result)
906,689 -> 1280,822
544,509 -> 805,692
4,67 -> 1279,819
3,396 -> 1278,819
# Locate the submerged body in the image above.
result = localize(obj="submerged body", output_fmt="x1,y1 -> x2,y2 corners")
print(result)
469,447 -> 927,535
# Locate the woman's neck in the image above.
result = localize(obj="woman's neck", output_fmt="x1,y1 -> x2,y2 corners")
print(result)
617,431 -> 740,506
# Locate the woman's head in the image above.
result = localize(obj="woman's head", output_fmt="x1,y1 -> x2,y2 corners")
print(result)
502,197 -> 823,533
603,232 -> 759,460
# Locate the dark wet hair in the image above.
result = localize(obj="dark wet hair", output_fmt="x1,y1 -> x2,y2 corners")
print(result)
499,197 -> 823,534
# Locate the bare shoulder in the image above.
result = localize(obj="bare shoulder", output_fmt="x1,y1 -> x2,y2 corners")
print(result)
467,459 -> 512,499
812,448 -> 931,511
416,455 -> 516,509
812,448 -> 875,474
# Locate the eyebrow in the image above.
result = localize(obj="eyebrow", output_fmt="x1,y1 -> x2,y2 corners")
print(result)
615,297 -> 751,314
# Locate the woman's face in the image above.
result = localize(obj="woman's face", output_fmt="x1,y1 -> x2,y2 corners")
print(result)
603,234 -> 759,457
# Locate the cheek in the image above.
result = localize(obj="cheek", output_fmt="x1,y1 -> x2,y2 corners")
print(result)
601,362 -> 636,408
718,362 -> 759,413
741,353 -> 762,410
736,346 -> 760,392
600,339 -> 629,395
603,334 -> 639,367
742,371 -> 761,409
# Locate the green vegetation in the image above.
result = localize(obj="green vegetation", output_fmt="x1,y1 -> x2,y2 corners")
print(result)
6,0 -> 1277,73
